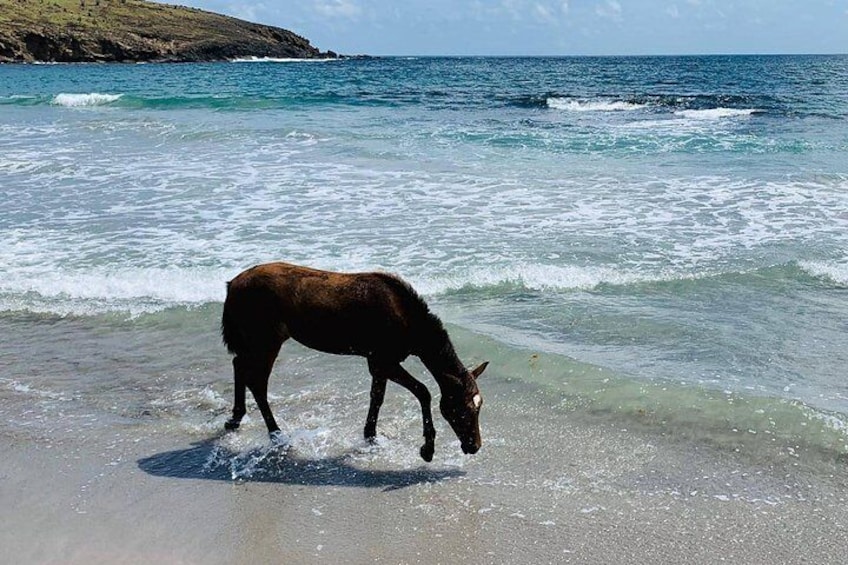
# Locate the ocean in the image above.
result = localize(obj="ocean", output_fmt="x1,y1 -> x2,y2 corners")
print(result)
2,55 -> 848,562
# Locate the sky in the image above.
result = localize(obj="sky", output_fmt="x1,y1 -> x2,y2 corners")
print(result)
175,1 -> 848,56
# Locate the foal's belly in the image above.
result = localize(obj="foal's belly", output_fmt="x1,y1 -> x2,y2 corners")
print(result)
292,333 -> 367,356
288,323 -> 409,360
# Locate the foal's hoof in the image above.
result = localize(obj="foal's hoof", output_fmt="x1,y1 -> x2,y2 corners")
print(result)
269,430 -> 287,447
420,443 -> 434,463
224,419 -> 240,431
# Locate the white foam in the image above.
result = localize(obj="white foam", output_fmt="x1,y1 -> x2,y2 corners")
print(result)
230,56 -> 338,63
0,266 -> 230,317
674,108 -> 758,120
52,93 -> 123,107
152,386 -> 229,412
413,264 -> 676,295
801,405 -> 848,437
1,379 -> 68,401
5,172 -> 845,316
799,260 -> 848,286
547,98 -> 646,112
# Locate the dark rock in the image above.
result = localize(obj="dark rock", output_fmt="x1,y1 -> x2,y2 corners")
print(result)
0,0 -> 343,63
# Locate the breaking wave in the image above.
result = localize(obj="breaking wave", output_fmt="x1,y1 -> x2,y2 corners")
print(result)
52,93 -> 123,107
799,260 -> 848,286
546,98 -> 647,112
674,108 -> 760,120
2,261 -> 841,318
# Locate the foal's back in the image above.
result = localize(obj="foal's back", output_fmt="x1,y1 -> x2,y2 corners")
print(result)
222,262 -> 428,360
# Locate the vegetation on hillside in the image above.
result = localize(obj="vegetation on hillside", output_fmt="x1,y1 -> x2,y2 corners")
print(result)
0,0 -> 336,62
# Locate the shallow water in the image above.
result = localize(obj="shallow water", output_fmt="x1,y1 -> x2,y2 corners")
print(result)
1,56 -> 847,474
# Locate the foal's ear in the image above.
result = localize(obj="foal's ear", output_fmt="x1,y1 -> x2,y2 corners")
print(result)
470,362 -> 489,380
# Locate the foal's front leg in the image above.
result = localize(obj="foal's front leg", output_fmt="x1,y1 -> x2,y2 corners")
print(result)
364,374 -> 387,443
367,358 -> 436,462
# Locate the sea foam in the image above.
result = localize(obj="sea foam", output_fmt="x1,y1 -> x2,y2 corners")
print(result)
674,108 -> 759,120
799,260 -> 848,286
413,264 -> 676,295
547,97 -> 646,112
230,56 -> 337,63
0,266 -> 230,317
52,93 -> 123,107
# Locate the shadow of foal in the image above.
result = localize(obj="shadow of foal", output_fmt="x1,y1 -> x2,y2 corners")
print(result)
221,262 -> 487,462
137,438 -> 465,490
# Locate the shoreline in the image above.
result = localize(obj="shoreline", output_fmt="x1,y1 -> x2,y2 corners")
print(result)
4,371 -> 847,564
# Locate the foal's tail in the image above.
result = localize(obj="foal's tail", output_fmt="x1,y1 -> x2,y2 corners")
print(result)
221,281 -> 245,355
221,277 -> 287,357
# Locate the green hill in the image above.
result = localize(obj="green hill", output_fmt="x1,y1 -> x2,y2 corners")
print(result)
0,0 -> 337,62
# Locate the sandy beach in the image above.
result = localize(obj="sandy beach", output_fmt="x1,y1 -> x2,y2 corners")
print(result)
4,369 -> 847,565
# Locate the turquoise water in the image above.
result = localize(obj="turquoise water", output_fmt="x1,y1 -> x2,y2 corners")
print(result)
2,56 -> 848,463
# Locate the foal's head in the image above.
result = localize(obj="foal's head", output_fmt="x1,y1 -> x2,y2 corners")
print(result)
439,362 -> 488,454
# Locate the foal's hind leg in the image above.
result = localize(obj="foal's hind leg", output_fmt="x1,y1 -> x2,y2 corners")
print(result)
224,358 -> 247,430
367,358 -> 436,462
226,342 -> 285,440
246,356 -> 282,440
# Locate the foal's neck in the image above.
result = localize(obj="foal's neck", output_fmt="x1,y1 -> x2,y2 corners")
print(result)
417,323 -> 467,390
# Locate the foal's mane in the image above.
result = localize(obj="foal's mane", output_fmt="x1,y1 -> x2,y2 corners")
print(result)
375,272 -> 462,369
375,271 -> 442,328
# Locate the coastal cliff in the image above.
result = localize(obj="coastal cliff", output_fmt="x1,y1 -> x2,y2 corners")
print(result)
0,0 -> 337,63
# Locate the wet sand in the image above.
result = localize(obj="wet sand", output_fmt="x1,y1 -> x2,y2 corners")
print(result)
4,374 -> 847,565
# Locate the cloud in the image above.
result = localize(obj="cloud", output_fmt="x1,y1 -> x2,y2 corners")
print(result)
313,0 -> 361,19
534,2 -> 569,24
495,0 -> 520,20
667,4 -> 680,18
225,2 -> 266,22
472,0 -> 570,25
533,3 -> 554,23
595,0 -> 622,21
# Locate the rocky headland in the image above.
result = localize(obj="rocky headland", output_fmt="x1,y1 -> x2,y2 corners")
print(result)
0,0 -> 339,63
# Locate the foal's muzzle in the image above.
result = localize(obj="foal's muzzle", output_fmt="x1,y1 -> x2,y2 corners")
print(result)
461,442 -> 480,455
